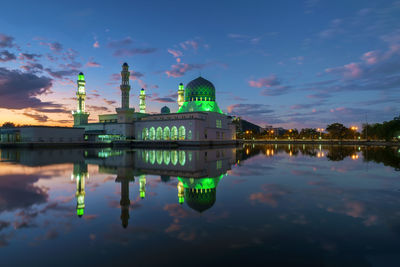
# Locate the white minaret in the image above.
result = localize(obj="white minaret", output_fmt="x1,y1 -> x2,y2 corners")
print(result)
139,88 -> 146,113
120,63 -> 130,109
116,63 -> 135,123
177,82 -> 184,108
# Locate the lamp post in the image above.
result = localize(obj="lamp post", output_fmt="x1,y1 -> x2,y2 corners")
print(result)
317,128 -> 324,140
351,126 -> 358,140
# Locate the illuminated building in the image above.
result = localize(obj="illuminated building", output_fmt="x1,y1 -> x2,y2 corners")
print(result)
139,88 -> 146,113
72,63 -> 235,143
72,72 -> 89,126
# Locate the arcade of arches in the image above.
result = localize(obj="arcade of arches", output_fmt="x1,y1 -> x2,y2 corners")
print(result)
141,126 -> 191,141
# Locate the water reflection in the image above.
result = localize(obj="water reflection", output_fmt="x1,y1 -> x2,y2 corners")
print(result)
1,145 -> 400,265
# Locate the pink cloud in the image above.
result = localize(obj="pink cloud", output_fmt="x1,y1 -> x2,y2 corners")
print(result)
180,40 -> 198,50
93,41 -> 100,48
167,49 -> 183,58
86,61 -> 101,67
362,51 -> 379,65
248,75 -> 280,88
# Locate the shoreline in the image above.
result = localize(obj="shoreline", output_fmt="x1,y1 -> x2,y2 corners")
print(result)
0,139 -> 399,148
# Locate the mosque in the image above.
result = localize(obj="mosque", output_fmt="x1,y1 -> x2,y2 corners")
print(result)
75,63 -> 236,143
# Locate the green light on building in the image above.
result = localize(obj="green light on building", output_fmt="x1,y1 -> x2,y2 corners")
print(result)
77,208 -> 84,216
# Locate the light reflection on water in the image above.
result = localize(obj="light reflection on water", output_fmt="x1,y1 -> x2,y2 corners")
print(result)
0,145 -> 399,266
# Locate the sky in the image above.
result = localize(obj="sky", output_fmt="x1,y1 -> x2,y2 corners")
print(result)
0,0 -> 400,129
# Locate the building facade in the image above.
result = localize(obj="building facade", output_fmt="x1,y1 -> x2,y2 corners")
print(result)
76,63 -> 235,142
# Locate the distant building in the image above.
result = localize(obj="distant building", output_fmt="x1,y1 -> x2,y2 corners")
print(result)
232,117 -> 262,134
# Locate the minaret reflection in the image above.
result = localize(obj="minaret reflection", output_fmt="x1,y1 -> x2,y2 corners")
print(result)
115,168 -> 135,228
71,163 -> 89,218
139,175 -> 146,199
177,181 -> 184,204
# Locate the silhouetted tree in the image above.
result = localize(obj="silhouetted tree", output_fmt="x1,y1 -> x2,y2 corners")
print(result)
1,122 -> 16,128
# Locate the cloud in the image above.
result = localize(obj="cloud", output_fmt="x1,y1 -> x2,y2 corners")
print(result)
93,41 -> 100,48
0,33 -> 14,48
87,105 -> 109,112
227,103 -> 274,116
107,37 -> 133,48
0,50 -> 16,62
248,75 -> 280,88
325,62 -> 362,78
40,41 -> 63,52
0,67 -> 60,109
165,62 -> 205,77
21,62 -> 44,72
45,68 -> 76,79
112,48 -> 156,57
151,97 -> 176,103
0,174 -> 48,212
23,112 -> 49,122
180,40 -> 198,50
319,18 -> 344,39
86,60 -> 101,68
167,49 -> 183,58
18,53 -> 41,61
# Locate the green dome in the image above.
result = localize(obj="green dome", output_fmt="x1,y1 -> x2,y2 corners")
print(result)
185,188 -> 216,213
184,77 -> 215,102
161,106 -> 170,114
177,77 -> 223,114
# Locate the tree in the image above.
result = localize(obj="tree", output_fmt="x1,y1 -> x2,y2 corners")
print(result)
326,123 -> 352,139
1,122 -> 16,128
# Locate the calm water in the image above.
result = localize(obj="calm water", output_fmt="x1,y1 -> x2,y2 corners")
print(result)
0,145 -> 400,266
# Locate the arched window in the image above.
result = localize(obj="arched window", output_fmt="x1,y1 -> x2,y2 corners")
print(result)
171,150 -> 178,165
142,128 -> 148,140
149,127 -> 155,140
179,151 -> 186,166
188,130 -> 192,140
156,150 -> 163,165
163,151 -> 170,165
178,126 -> 185,140
163,127 -> 170,140
156,127 -> 163,140
171,126 -> 178,140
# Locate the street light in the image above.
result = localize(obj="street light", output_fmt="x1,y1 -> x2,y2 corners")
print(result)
350,126 -> 358,140
317,128 -> 324,140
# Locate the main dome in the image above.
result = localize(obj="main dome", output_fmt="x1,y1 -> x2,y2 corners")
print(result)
184,77 -> 215,102
177,76 -> 223,114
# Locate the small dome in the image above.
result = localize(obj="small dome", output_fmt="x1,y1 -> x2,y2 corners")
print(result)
179,82 -> 183,85
161,106 -> 170,114
185,77 -> 215,102
79,72 -> 84,75
123,62 -> 128,66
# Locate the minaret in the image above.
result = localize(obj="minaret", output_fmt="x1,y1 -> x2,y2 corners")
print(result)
139,88 -> 146,113
72,72 -> 89,126
116,63 -> 135,123
177,82 -> 184,108
72,163 -> 89,217
120,63 -> 130,109
139,175 -> 146,199
177,181 -> 184,204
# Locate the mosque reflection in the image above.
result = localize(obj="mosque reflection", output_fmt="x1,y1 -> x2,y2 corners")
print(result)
72,147 -> 235,228
1,144 -> 399,229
